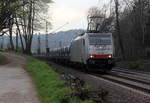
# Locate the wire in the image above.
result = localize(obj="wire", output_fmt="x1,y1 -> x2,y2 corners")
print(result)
50,22 -> 69,34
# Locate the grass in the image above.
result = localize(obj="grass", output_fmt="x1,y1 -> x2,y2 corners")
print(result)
24,56 -> 93,103
116,59 -> 150,72
0,54 -> 8,65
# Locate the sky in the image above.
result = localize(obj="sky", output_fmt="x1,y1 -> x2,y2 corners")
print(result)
48,0 -> 108,32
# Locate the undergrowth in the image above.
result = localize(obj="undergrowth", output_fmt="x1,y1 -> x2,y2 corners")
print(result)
24,56 -> 93,103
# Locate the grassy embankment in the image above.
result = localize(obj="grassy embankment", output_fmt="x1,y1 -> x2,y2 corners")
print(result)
24,56 -> 92,103
116,59 -> 150,72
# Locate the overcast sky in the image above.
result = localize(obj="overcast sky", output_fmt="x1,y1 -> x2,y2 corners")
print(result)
48,0 -> 108,32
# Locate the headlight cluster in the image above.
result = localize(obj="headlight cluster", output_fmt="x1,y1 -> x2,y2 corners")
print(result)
89,54 -> 112,59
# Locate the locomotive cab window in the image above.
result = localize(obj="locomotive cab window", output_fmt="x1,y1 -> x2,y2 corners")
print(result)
89,34 -> 111,45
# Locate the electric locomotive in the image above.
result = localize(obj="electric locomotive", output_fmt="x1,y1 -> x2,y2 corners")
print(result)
49,32 -> 115,72
70,33 -> 115,72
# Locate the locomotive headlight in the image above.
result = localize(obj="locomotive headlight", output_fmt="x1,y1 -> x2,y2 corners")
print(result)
90,55 -> 94,58
108,55 -> 112,58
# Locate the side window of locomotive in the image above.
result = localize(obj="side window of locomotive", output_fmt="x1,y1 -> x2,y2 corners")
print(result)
83,39 -> 85,46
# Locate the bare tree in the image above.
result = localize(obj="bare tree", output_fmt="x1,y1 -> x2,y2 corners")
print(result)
87,6 -> 114,33
114,0 -> 126,60
14,0 -> 52,54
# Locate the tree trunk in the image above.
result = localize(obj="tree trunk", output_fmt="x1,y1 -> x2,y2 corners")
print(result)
15,17 -> 25,52
8,19 -> 14,50
115,0 -> 125,60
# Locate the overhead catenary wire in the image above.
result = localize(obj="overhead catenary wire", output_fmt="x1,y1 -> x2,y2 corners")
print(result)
50,22 -> 69,34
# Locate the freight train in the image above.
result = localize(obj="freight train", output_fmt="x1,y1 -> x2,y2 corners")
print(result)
49,33 -> 115,72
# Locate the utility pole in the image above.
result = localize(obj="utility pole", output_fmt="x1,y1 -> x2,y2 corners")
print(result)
45,22 -> 69,54
45,21 -> 49,54
114,0 -> 125,60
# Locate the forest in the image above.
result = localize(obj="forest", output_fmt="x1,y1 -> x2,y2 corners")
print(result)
0,0 -> 150,60
0,0 -> 52,54
87,0 -> 150,60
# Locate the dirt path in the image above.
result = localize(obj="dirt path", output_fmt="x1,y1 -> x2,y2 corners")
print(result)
0,52 -> 40,103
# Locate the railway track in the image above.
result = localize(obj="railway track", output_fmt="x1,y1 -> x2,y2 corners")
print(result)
94,69 -> 150,95
111,69 -> 150,85
113,68 -> 150,78
37,58 -> 150,95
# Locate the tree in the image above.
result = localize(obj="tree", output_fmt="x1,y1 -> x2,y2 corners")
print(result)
0,0 -> 52,54
0,0 -> 19,50
87,6 -> 114,33
88,0 -> 150,59
14,0 -> 52,54
0,0 -> 29,50
114,0 -> 125,60
117,0 -> 150,59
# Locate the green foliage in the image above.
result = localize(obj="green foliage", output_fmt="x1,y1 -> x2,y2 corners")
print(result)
34,0 -> 53,12
116,59 -> 150,72
83,84 -> 92,89
24,56 -> 93,103
128,61 -> 140,69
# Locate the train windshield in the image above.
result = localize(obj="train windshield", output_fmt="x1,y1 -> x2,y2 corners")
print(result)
89,34 -> 112,45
